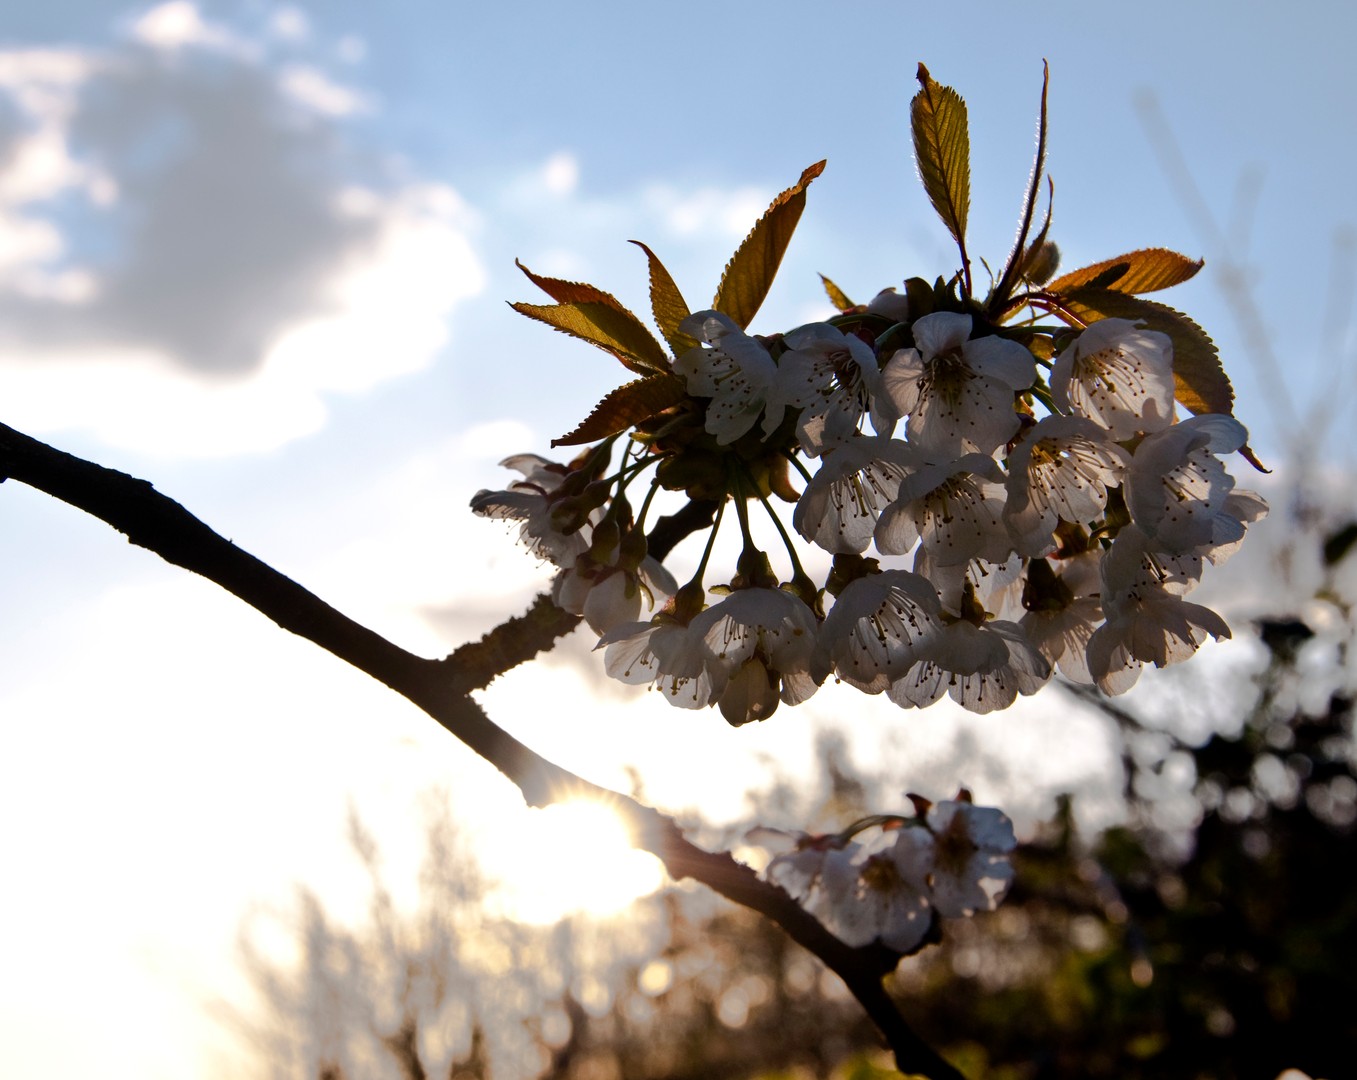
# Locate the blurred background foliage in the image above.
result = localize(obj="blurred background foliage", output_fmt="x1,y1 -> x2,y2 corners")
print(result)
227,499 -> 1356,1080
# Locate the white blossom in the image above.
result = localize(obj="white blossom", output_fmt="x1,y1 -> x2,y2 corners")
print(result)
1051,318 -> 1175,439
1003,415 -> 1130,556
1017,553 -> 1105,684
1124,413 -> 1254,553
890,618 -> 1050,713
761,830 -> 856,901
922,801 -> 1017,917
912,545 -> 1027,623
793,436 -> 920,554
1086,526 -> 1232,694
881,311 -> 1035,455
553,554 -> 677,635
875,453 -> 1014,565
470,453 -> 591,566
813,571 -> 945,693
690,588 -> 820,725
673,311 -> 782,445
807,830 -> 934,953
770,322 -> 897,455
866,286 -> 911,322
596,619 -> 715,708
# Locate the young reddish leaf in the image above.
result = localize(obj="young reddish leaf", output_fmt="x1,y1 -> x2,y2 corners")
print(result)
1047,248 -> 1204,296
629,240 -> 697,356
712,160 -> 827,330
991,62 -> 1049,312
515,259 -> 627,306
911,64 -> 971,264
552,374 -> 688,447
511,301 -> 671,375
1054,288 -> 1234,417
819,273 -> 855,312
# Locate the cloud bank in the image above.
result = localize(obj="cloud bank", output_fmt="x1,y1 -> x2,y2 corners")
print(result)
0,3 -> 483,457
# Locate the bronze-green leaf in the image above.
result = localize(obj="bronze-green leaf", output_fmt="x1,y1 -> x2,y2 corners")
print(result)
712,160 -> 827,330
511,300 -> 671,376
911,63 -> 971,250
515,259 -> 627,306
553,374 -> 688,447
629,241 -> 696,356
819,273 -> 855,312
1056,288 -> 1234,417
1047,248 -> 1204,296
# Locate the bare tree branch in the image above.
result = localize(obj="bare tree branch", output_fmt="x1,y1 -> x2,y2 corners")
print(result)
0,419 -> 963,1080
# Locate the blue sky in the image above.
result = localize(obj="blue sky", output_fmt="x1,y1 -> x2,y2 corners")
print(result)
1,2 -> 1354,1077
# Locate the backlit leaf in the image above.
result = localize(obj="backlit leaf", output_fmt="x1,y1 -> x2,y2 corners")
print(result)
1054,288 -> 1234,416
713,160 -> 827,329
911,63 -> 971,249
511,301 -> 671,375
1047,248 -> 1204,296
515,259 -> 628,305
553,374 -> 688,447
819,273 -> 855,312
629,241 -> 696,355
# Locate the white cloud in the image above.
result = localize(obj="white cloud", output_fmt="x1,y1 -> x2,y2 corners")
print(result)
645,183 -> 770,239
268,6 -> 311,42
541,151 -> 579,196
0,181 -> 483,457
0,22 -> 482,458
278,63 -> 369,116
0,49 -> 108,204
0,47 -> 95,114
335,34 -> 367,64
129,1 -> 249,56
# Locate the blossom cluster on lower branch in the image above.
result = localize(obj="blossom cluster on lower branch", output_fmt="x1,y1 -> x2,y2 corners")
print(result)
753,796 -> 1016,955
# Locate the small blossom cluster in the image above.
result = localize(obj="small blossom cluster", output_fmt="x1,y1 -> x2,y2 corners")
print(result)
474,309 -> 1265,724
756,795 -> 1017,954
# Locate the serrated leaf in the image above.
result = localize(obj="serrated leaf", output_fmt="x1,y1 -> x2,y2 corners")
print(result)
713,160 -> 826,329
1082,263 -> 1131,291
515,259 -> 626,306
511,301 -> 671,375
552,374 -> 688,447
1047,248 -> 1204,296
1055,288 -> 1234,416
629,241 -> 696,355
911,63 -> 971,249
819,273 -> 855,312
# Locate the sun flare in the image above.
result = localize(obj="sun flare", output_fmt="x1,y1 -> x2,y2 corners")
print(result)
483,799 -> 666,924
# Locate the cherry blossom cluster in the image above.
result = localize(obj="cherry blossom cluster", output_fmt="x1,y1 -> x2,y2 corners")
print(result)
755,794 -> 1017,955
473,308 -> 1265,725
467,66 -> 1269,956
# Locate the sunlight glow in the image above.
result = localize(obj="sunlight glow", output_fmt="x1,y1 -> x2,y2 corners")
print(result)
483,800 -> 665,925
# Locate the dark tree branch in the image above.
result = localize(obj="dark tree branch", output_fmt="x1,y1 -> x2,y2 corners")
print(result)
0,420 -> 962,1080
442,498 -> 720,695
